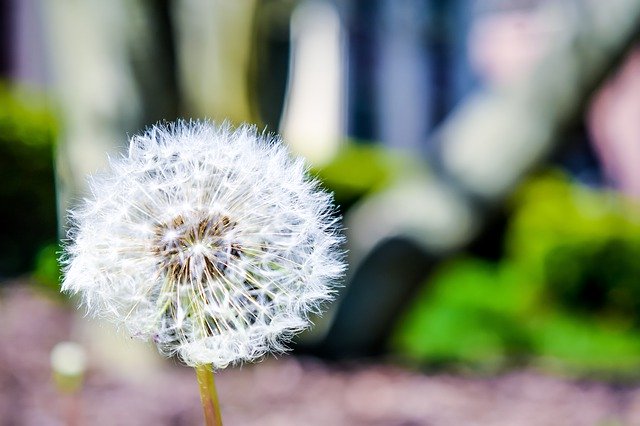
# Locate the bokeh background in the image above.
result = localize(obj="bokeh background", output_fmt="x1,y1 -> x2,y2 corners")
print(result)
3,0 -> 640,424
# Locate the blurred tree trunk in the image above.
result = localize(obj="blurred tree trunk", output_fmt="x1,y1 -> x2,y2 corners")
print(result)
0,1 -> 12,77
172,0 -> 259,124
437,0 -> 640,201
43,0 -> 177,229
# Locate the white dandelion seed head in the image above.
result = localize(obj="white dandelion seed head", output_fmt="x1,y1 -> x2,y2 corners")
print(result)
61,120 -> 345,368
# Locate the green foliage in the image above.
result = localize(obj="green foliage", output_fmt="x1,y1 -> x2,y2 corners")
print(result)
313,142 -> 417,208
33,243 -> 62,294
392,260 -> 534,371
0,84 -> 57,276
508,172 -> 640,323
532,312 -> 640,375
393,171 -> 640,377
545,240 -> 640,319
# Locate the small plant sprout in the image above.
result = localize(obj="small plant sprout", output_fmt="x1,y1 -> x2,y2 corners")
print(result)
61,120 -> 345,425
51,341 -> 87,393
50,341 -> 87,425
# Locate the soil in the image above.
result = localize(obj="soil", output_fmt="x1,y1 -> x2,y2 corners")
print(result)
2,282 -> 640,426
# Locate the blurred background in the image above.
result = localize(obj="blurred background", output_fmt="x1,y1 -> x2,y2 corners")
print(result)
3,0 -> 640,424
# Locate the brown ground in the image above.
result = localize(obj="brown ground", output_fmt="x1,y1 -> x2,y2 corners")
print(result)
2,282 -> 640,426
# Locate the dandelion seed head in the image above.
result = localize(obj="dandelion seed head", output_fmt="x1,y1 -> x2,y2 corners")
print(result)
61,120 -> 345,368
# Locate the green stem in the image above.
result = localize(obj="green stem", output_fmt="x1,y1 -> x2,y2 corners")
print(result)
195,364 -> 223,426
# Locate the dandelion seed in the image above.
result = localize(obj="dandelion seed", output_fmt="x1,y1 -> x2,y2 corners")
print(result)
61,120 -> 344,369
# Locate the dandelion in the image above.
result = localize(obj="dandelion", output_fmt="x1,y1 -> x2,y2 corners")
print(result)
61,120 -> 344,424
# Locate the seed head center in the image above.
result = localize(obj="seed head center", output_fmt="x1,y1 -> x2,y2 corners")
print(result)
153,212 -> 238,281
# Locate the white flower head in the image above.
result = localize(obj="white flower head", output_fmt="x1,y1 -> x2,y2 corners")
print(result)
62,120 -> 344,368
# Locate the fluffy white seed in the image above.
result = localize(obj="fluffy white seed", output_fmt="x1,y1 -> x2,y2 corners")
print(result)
61,120 -> 344,368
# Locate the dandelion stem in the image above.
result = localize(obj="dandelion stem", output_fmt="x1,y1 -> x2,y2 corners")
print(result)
195,364 -> 223,426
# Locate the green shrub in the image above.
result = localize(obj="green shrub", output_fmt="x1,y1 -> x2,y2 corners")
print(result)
392,259 -> 534,371
508,172 -> 640,323
393,171 -> 640,376
0,84 -> 57,276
